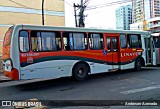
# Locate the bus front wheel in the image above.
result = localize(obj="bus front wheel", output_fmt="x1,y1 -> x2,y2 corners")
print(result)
135,58 -> 142,71
72,63 -> 89,81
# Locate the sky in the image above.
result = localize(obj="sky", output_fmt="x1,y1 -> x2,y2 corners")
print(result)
65,0 -> 131,29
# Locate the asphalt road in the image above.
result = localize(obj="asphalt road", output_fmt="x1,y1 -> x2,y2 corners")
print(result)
0,67 -> 160,109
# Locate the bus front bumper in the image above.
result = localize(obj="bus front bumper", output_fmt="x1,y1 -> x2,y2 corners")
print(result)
3,68 -> 19,80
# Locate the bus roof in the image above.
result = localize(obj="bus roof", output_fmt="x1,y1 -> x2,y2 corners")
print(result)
14,24 -> 150,35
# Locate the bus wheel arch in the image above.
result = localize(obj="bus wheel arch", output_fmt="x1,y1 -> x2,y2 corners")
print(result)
134,57 -> 144,71
72,61 -> 90,81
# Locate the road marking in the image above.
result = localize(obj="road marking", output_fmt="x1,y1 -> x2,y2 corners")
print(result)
120,85 -> 160,95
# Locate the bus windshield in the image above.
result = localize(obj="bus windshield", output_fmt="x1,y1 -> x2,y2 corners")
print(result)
3,27 -> 13,46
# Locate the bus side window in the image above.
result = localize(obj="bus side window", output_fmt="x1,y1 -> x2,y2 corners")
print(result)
128,34 -> 142,48
154,37 -> 160,48
120,34 -> 127,49
89,33 -> 104,50
112,38 -> 118,52
19,31 -> 29,52
63,32 -> 87,51
107,38 -> 111,52
31,32 -> 39,51
63,33 -> 71,50
31,31 -> 61,52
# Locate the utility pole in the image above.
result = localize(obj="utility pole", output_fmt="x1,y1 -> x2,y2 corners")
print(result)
73,0 -> 86,27
42,0 -> 45,25
73,3 -> 78,27
79,0 -> 85,27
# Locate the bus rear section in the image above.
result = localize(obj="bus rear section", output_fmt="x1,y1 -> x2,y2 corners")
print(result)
2,26 -> 19,80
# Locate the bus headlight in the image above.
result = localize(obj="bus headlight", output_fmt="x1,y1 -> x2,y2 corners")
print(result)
4,59 -> 12,72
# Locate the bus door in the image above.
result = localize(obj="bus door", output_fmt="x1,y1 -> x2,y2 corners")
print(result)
153,36 -> 160,65
106,36 -> 119,70
145,37 -> 156,65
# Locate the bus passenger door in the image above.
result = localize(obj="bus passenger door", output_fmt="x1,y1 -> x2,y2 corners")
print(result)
145,37 -> 156,65
106,36 -> 119,70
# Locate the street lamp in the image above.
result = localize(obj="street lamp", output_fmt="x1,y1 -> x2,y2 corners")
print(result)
42,0 -> 44,25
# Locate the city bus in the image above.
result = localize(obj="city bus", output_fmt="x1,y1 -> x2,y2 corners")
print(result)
2,24 -> 156,80
152,33 -> 160,65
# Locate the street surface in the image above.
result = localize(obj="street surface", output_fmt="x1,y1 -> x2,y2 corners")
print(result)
0,66 -> 160,109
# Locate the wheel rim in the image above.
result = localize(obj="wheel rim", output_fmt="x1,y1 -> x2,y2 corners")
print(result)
77,67 -> 86,78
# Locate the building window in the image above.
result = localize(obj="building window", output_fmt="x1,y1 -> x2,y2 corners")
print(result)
63,32 -> 87,50
89,33 -> 104,50
19,30 -> 29,52
31,31 -> 61,52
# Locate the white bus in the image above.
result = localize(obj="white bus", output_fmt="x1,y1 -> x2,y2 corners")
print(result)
2,24 -> 156,80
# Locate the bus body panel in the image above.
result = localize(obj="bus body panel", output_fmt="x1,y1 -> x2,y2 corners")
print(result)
11,25 -> 22,80
19,49 -> 109,79
20,60 -> 74,79
20,60 -> 110,79
120,61 -> 135,70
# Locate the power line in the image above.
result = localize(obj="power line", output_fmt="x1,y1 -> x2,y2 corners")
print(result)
8,0 -> 36,10
86,0 -> 132,10
64,0 -> 73,7
84,0 -> 90,6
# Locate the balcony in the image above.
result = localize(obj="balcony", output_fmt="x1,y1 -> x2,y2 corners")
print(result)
147,17 -> 160,29
148,22 -> 160,29
149,28 -> 160,33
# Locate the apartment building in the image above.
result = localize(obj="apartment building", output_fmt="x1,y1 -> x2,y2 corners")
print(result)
130,0 -> 160,32
115,4 -> 132,30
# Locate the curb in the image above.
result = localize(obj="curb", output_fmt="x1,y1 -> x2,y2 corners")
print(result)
0,80 -> 12,83
0,75 -> 11,82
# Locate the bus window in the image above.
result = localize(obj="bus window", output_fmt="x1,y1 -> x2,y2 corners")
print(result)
112,38 -> 118,52
107,38 -> 111,52
31,31 -> 61,52
41,32 -> 55,51
63,32 -> 87,50
89,33 -> 104,50
19,31 -> 29,52
120,34 -> 127,49
128,34 -> 142,48
154,37 -> 160,48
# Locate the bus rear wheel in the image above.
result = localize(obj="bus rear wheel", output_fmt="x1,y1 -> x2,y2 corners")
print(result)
72,63 -> 89,81
135,58 -> 142,71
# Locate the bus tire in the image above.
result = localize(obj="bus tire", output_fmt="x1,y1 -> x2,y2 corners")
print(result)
135,58 -> 142,71
72,63 -> 89,81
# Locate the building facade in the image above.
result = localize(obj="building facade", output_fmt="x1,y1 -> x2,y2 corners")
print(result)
150,0 -> 160,18
132,0 -> 149,23
147,17 -> 160,33
130,0 -> 160,34
0,0 -> 65,55
115,4 -> 132,30
132,0 -> 160,23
